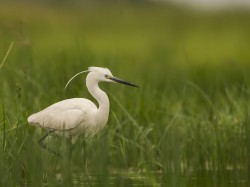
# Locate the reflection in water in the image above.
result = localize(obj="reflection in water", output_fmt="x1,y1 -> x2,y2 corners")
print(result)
55,170 -> 249,186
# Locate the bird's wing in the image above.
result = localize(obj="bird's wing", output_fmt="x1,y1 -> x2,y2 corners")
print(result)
28,98 -> 96,131
28,108 -> 87,130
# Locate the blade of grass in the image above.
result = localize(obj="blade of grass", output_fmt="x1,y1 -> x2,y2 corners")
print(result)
186,81 -> 215,111
110,94 -> 140,129
2,105 -> 6,150
0,41 -> 14,69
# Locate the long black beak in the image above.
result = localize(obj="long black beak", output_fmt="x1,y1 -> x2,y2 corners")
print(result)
109,77 -> 139,88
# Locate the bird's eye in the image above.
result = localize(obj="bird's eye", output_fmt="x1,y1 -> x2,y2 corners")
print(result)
105,74 -> 109,78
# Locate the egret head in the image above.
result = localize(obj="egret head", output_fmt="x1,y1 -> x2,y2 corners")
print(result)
88,67 -> 114,82
65,66 -> 138,89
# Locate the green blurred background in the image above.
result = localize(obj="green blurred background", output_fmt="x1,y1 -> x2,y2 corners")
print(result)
0,0 -> 250,186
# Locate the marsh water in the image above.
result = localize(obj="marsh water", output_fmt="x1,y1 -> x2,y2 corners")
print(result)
35,170 -> 249,186
69,171 -> 249,187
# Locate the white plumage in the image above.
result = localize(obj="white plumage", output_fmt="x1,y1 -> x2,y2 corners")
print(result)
28,66 -> 138,148
28,98 -> 96,143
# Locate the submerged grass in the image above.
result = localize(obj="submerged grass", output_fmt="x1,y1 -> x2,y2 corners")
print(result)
0,2 -> 250,186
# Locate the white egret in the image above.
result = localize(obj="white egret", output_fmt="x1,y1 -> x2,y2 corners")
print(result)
28,66 -> 138,155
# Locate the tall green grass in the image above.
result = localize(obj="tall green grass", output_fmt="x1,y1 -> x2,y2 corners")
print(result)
0,2 -> 250,186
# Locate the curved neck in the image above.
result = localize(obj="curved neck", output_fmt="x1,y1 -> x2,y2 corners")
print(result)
86,73 -> 110,123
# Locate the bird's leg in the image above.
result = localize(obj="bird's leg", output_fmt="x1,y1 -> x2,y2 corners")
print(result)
37,130 -> 52,147
82,138 -> 88,171
68,140 -> 73,160
38,130 -> 60,157
63,138 -> 73,160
